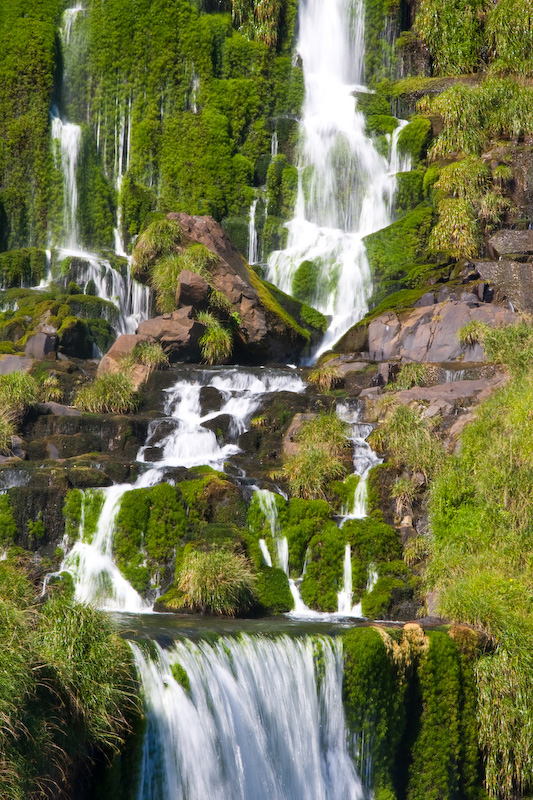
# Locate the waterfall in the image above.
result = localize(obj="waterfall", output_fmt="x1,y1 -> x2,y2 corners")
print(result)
132,635 -> 363,800
139,368 -> 306,471
271,131 -> 279,157
248,199 -> 259,265
267,0 -> 408,355
61,483 -> 153,612
49,7 -> 150,335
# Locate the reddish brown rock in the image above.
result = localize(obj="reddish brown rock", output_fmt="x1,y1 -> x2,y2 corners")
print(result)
137,306 -> 204,362
176,269 -> 209,308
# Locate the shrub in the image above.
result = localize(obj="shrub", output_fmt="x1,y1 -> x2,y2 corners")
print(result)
369,402 -> 444,482
41,374 -> 63,402
0,408 -> 15,455
307,364 -> 341,393
73,372 -> 140,414
177,549 -> 256,615
197,311 -> 233,364
281,412 -> 350,499
131,218 -> 183,281
391,362 -> 428,391
457,319 -> 489,348
414,0 -> 485,75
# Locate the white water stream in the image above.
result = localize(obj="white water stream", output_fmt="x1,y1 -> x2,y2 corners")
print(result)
47,7 -> 150,335
267,0 -> 410,356
132,635 -> 363,800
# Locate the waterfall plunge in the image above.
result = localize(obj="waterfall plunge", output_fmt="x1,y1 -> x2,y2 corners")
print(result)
133,635 -> 363,800
267,0 -> 410,355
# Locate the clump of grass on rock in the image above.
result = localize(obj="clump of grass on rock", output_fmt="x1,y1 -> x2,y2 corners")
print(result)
74,371 -> 140,414
177,549 -> 256,616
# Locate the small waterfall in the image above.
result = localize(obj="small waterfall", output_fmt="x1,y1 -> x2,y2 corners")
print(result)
49,6 -> 150,335
271,131 -> 279,157
51,115 -> 82,250
61,484 -> 152,612
337,545 -> 354,616
248,199 -> 259,265
256,489 -> 288,573
267,0 -> 408,356
139,368 -> 306,471
132,635 -> 363,800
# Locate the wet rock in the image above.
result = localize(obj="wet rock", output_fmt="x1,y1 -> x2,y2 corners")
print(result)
37,402 -> 81,417
199,386 -> 223,415
473,259 -> 533,313
201,414 -> 233,441
281,412 -> 317,458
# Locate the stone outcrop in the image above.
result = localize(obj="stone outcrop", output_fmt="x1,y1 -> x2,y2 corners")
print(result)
137,306 -> 204,362
337,300 -> 514,363
392,374 -> 508,419
488,229 -> 533,259
176,269 -> 209,308
474,259 -> 533,313
165,213 -> 311,362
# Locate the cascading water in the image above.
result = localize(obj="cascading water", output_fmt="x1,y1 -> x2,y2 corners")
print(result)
48,6 -> 150,335
59,367 -> 306,611
132,635 -> 364,800
267,0 -> 410,355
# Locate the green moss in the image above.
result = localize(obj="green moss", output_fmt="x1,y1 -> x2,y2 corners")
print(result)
0,249 -> 47,289
300,304 -> 328,333
0,495 -> 18,547
397,117 -> 432,164
291,260 -> 320,304
394,169 -> 425,216
170,662 -> 191,694
414,0 -> 485,75
361,561 -> 414,619
245,267 -> 310,342
367,114 -> 399,137
255,566 -> 293,613
363,0 -> 402,85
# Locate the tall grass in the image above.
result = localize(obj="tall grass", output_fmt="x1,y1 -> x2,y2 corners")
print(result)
151,243 -> 217,313
0,371 -> 39,418
73,372 -> 140,414
197,311 -> 233,364
281,412 -> 349,499
131,217 -> 183,281
177,549 -> 256,615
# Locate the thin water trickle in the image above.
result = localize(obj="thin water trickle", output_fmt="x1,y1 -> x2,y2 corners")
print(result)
248,199 -> 259,265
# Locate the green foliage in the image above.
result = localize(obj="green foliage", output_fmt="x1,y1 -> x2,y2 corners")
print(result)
131,217 -> 183,282
363,0 -> 402,85
300,303 -> 328,333
0,249 -> 47,288
291,260 -> 320,304
131,340 -> 169,372
486,0 -> 533,76
198,311 -> 233,364
299,522 -> 346,611
397,118 -> 432,163
255,566 -> 293,612
457,319 -> 489,349
74,372 -> 140,414
177,548 -> 256,615
0,408 -> 15,456
394,170 -> 425,216
429,198 -> 480,259
307,364 -> 341,393
170,662 -> 191,694
0,494 -> 18,547
0,559 -> 136,798
114,483 -> 186,594
414,0 -> 485,75
370,402 -> 444,482
0,370 -> 39,418
281,412 -> 350,500
390,362 -> 429,391
363,206 -> 434,306
421,79 -> 533,158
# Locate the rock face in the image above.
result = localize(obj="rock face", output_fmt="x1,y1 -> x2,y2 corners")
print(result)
474,260 -> 533,313
167,213 -> 310,362
488,229 -> 533,258
137,306 -> 204,362
348,300 -> 514,363
176,269 -> 209,308
393,374 -> 508,419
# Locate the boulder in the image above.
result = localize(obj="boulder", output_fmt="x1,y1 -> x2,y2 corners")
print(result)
393,374 -> 508,417
282,413 -> 317,459
25,327 -> 57,359
0,356 -> 33,375
137,306 -> 204,362
365,300 -> 515,363
488,229 -> 533,259
176,269 -> 209,308
165,214 -> 310,362
36,402 -> 81,417
473,260 -> 533,313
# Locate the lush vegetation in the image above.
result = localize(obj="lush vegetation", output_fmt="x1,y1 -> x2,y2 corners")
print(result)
177,548 -> 256,615
0,557 -> 137,798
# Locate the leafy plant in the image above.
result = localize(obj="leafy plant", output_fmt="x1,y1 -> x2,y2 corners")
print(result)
177,549 -> 256,615
131,340 -> 169,373
40,374 -> 63,403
